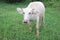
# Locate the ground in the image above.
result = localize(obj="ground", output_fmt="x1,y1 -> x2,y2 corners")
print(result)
0,3 -> 60,40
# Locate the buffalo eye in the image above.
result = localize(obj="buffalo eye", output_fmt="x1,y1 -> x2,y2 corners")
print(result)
29,12 -> 31,14
23,12 -> 25,14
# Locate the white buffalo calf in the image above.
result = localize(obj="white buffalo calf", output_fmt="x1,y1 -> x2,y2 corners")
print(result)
17,1 -> 45,37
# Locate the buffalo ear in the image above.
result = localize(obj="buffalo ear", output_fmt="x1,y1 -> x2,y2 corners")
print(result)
17,8 -> 23,14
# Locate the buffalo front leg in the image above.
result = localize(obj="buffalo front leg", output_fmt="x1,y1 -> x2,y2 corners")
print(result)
29,22 -> 32,32
36,16 -> 40,38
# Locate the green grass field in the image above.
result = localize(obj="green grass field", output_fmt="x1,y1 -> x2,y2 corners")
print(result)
0,3 -> 60,40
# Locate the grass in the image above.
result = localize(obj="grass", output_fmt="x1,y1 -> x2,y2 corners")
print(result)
0,2 -> 60,40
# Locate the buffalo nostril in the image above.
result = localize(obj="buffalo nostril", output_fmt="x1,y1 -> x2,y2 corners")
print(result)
24,21 -> 27,23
